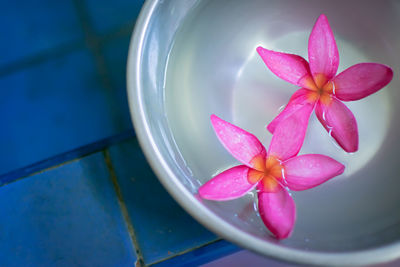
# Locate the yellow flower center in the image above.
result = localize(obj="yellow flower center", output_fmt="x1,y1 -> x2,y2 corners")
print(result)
248,155 -> 284,192
303,73 -> 334,105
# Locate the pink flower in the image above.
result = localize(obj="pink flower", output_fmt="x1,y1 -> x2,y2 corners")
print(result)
257,14 -> 393,152
199,114 -> 344,239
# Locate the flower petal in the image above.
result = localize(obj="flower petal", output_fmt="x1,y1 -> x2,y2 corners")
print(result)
256,47 -> 316,90
199,165 -> 256,201
268,103 -> 313,161
283,154 -> 345,191
315,98 -> 358,152
267,88 -> 315,134
308,14 -> 339,86
257,183 -> 296,239
333,63 -> 393,101
211,115 -> 267,169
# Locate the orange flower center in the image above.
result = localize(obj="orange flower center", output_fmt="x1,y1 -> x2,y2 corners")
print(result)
303,73 -> 334,105
248,155 -> 284,192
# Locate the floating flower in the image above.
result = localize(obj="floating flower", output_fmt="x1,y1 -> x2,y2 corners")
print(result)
257,14 -> 393,152
199,114 -> 344,239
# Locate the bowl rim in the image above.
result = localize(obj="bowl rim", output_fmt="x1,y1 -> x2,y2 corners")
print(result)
126,0 -> 400,265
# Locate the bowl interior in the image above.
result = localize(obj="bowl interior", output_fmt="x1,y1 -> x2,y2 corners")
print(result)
129,0 -> 400,264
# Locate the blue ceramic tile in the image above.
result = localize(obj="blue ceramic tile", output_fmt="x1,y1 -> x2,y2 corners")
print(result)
84,0 -> 144,34
108,140 -> 218,265
0,153 -> 136,266
0,1 -> 83,67
0,49 -> 131,175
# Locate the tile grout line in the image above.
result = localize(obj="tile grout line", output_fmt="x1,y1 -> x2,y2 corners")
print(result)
0,42 -> 84,78
72,0 -> 126,132
72,0 -> 113,88
103,149 -> 146,267
148,238 -> 222,266
0,130 -> 135,188
0,21 -> 133,78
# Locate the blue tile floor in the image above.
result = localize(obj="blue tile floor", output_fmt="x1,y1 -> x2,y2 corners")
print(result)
0,153 -> 136,266
0,1 -> 240,266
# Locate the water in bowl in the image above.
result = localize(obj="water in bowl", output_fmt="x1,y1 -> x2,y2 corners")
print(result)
164,0 -> 400,250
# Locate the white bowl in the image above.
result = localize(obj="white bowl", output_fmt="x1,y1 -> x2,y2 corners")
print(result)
127,0 -> 400,265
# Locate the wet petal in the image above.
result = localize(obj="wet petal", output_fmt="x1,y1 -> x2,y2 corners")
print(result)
211,115 -> 267,169
199,165 -> 256,201
308,14 -> 339,85
268,103 -> 313,161
315,98 -> 358,152
267,88 -> 316,134
257,183 -> 296,239
256,47 -> 316,90
333,63 -> 393,101
283,154 -> 345,191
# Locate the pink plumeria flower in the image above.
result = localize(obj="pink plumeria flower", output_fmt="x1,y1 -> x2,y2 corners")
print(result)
199,114 -> 344,239
257,14 -> 393,153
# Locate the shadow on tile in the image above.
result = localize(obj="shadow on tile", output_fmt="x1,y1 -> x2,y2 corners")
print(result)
108,139 -> 218,265
0,1 -> 83,67
84,0 -> 144,35
0,49 -> 131,175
